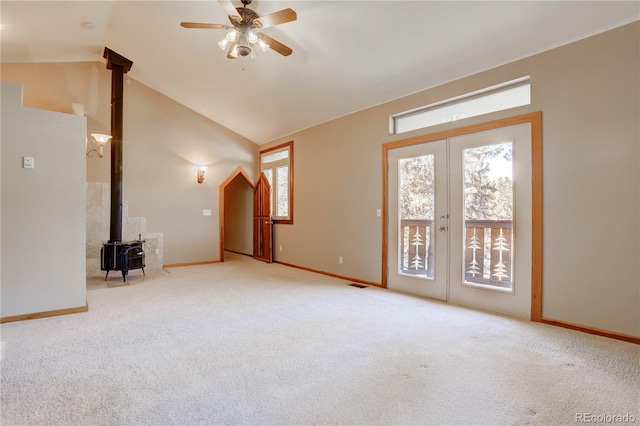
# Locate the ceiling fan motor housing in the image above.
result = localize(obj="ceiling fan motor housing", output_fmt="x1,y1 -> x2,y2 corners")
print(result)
229,7 -> 259,26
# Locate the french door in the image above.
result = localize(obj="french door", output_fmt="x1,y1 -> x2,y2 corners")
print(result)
387,123 -> 532,318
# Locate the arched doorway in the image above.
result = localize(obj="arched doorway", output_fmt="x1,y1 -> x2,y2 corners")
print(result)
219,167 -> 254,262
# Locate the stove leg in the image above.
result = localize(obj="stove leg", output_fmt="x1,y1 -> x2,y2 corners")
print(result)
105,270 -> 110,281
122,270 -> 127,282
142,267 -> 146,276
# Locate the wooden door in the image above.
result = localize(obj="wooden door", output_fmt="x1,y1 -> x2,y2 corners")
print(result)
253,173 -> 273,263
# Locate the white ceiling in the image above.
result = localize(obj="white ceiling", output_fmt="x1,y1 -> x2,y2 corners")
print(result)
1,1 -> 638,144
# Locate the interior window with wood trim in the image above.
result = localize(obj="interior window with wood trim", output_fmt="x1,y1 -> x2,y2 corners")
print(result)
260,141 -> 294,224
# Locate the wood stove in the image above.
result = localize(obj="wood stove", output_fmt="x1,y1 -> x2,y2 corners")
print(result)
100,47 -> 137,282
101,240 -> 145,282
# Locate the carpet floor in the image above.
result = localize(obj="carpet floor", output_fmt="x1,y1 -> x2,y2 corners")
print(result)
1,253 -> 638,425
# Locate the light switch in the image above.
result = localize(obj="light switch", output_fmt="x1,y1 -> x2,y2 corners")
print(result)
376,208 -> 381,217
203,209 -> 212,216
23,157 -> 34,169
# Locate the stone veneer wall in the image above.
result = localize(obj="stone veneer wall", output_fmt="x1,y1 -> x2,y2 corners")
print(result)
86,182 -> 163,278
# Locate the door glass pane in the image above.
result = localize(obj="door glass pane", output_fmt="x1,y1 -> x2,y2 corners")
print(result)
276,165 -> 289,218
262,168 -> 273,216
398,155 -> 435,279
463,142 -> 513,290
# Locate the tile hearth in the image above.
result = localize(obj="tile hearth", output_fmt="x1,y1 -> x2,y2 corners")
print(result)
86,182 -> 164,279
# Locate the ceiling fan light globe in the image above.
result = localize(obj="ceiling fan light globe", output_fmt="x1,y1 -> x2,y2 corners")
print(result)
218,38 -> 230,50
226,30 -> 238,42
258,39 -> 270,52
247,30 -> 258,44
230,46 -> 239,58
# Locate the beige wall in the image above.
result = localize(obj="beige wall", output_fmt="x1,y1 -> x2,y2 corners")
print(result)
0,62 -> 112,182
1,62 -> 259,265
1,23 -> 638,336
1,81 -> 87,317
224,175 -> 254,255
263,23 -> 640,337
121,77 -> 257,264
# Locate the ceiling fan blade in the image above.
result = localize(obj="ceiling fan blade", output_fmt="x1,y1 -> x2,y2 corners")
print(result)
218,0 -> 242,23
180,22 -> 228,30
253,8 -> 297,28
258,33 -> 293,57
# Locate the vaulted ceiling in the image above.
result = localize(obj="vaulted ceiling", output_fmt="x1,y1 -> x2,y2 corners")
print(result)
1,1 -> 638,144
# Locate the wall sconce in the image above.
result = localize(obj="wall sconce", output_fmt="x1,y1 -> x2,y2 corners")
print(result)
86,133 -> 113,158
197,166 -> 208,184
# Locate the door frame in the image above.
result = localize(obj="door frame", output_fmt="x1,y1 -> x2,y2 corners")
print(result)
219,166 -> 255,262
382,112 -> 543,321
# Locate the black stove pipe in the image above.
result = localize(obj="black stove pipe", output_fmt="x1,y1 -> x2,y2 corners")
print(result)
103,48 -> 133,243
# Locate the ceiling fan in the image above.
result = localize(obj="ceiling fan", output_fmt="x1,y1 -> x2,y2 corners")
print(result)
180,0 -> 297,59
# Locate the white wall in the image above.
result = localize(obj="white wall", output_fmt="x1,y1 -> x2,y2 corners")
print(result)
1,81 -> 87,318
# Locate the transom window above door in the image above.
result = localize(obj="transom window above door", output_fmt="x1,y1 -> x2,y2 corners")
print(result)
390,77 -> 531,135
260,141 -> 294,224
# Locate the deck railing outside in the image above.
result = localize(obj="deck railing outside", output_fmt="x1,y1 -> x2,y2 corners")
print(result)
400,219 -> 513,288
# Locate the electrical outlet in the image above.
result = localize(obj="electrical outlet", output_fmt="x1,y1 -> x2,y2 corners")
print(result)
339,256 -> 343,264
279,245 -> 283,252
156,249 -> 160,255
377,208 -> 381,217
203,209 -> 211,216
